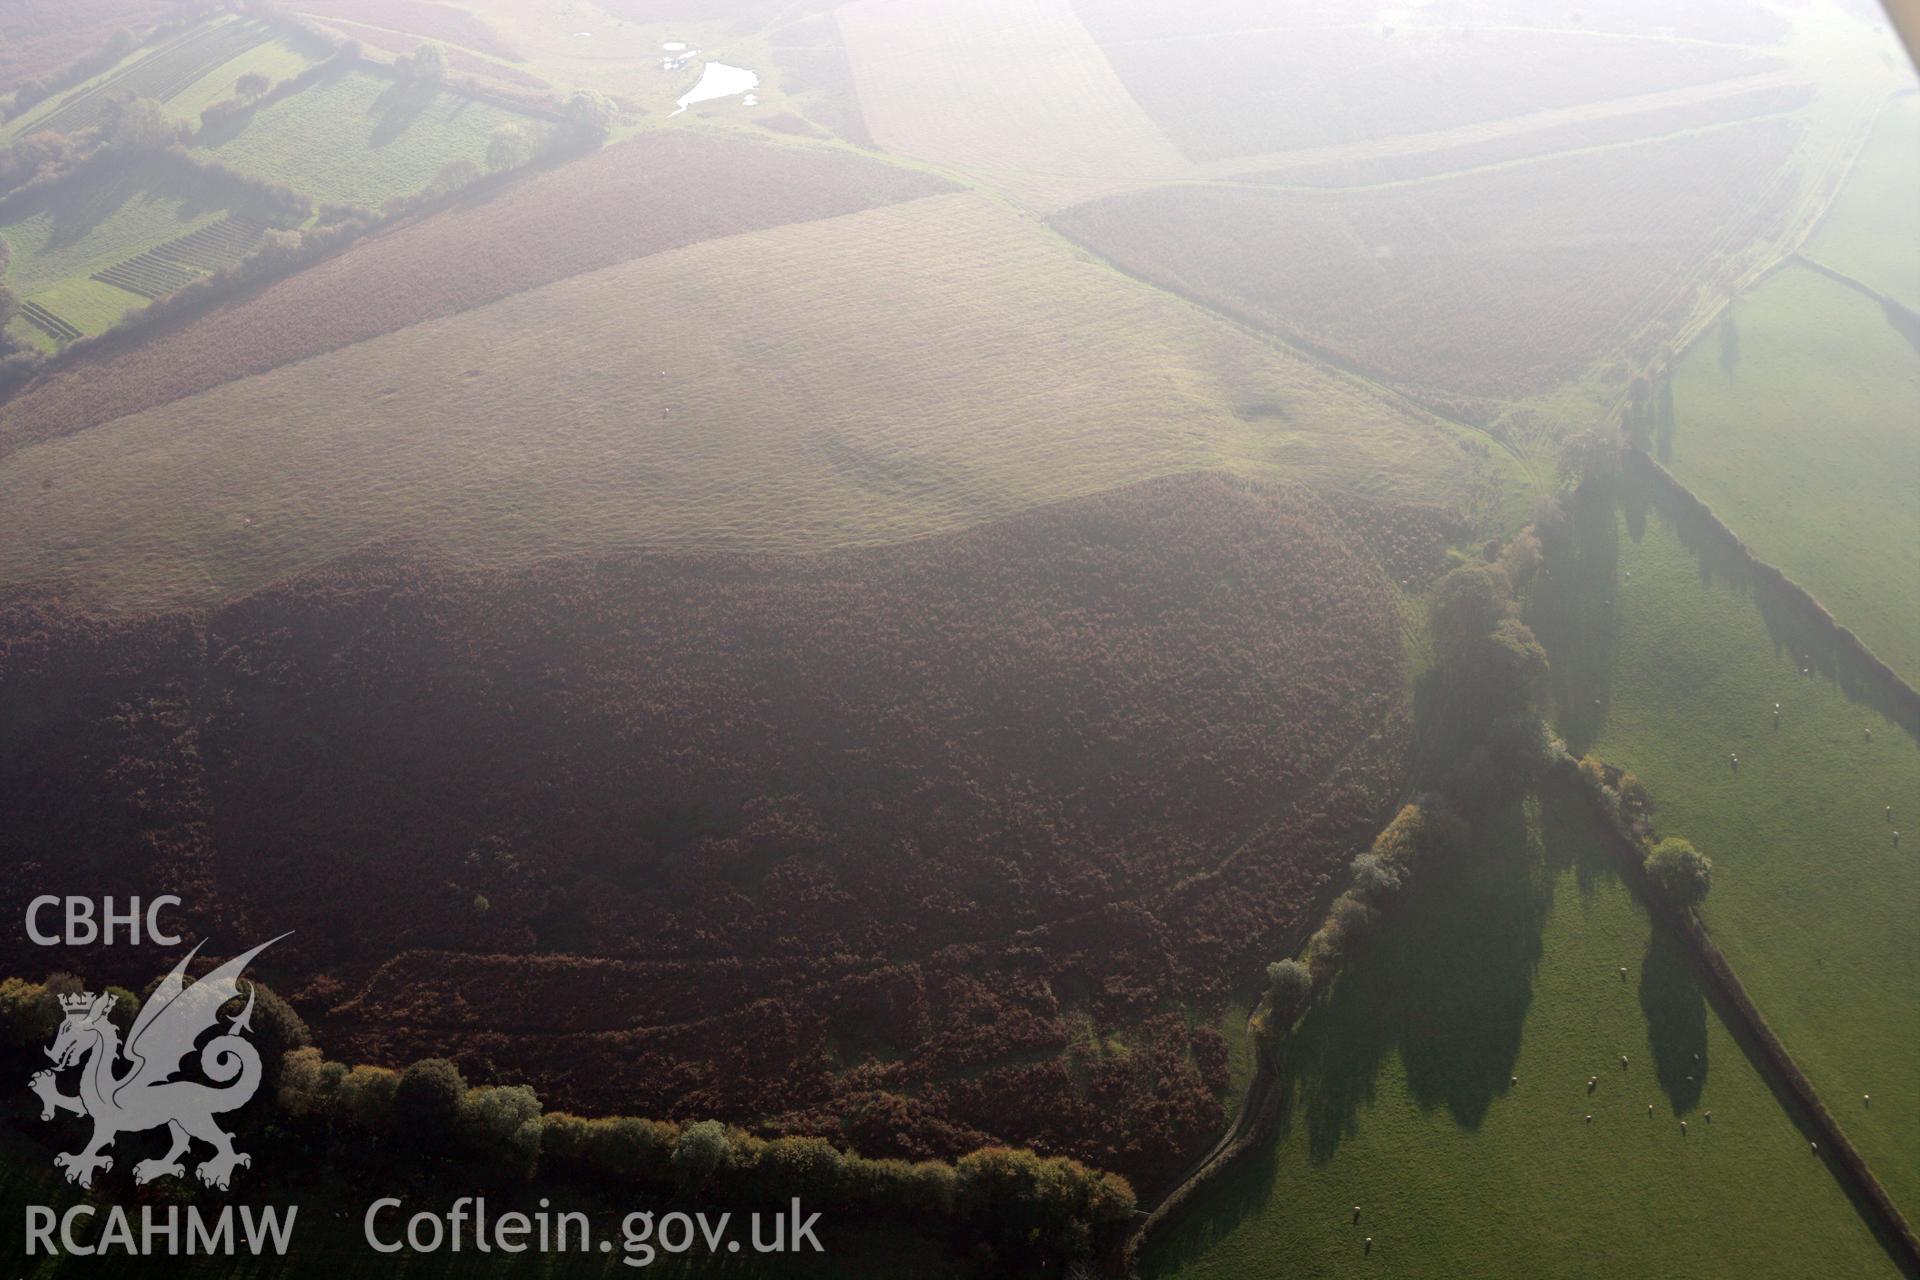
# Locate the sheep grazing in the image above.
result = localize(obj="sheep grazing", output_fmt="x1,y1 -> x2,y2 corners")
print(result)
1585,1114 -> 1593,1125
1511,1075 -> 1518,1086
1811,1141 -> 1819,1155
1864,1095 -> 1872,1108
1705,1111 -> 1712,1123
1618,966 -> 1627,982
1353,1206 -> 1362,1224
1648,1104 -> 1654,1117
1680,1121 -> 1688,1136
1620,1055 -> 1629,1070
1364,1237 -> 1374,1256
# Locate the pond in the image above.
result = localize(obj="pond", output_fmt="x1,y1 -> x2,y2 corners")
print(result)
673,62 -> 759,115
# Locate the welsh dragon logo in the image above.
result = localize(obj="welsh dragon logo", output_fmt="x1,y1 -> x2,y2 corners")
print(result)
29,935 -> 286,1191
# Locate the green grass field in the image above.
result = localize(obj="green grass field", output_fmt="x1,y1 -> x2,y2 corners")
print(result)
1807,94 -> 1920,311
0,156 -> 260,347
163,34 -> 327,123
1662,264 -> 1920,684
199,67 -> 542,208
1140,783 -> 1899,1279
1538,490 -> 1920,1221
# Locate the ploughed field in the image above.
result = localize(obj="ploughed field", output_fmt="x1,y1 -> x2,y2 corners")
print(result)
0,474 -> 1415,1192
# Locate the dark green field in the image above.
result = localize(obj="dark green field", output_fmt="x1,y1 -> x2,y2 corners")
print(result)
1554,493 -> 1920,1220
1140,784 -> 1897,1279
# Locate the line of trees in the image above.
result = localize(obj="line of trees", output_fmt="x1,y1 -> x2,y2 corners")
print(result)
1258,798 -> 1466,1042
1254,510 -> 1563,1050
0,975 -> 1134,1274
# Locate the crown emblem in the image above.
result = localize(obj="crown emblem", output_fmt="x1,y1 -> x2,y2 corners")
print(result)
58,992 -> 96,1015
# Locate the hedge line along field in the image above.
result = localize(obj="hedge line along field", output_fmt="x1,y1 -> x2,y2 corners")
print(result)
1140,784 -> 1898,1279
0,191 -> 1480,612
196,65 -> 542,208
0,474 -> 1414,1192
1662,264 -> 1920,684
0,131 -> 956,457
1533,488 -> 1920,1221
1806,93 -> 1920,311
1072,0 -> 1784,163
1052,119 -> 1804,404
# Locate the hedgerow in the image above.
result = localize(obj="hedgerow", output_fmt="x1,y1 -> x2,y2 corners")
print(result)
0,975 -> 1132,1270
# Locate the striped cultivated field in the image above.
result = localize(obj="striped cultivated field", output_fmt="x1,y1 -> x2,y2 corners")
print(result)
91,214 -> 265,298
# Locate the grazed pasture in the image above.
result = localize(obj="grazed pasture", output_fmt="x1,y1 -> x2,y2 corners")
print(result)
1533,485 -> 1920,1220
1141,785 -> 1897,1279
0,191 -> 1477,611
1806,92 -> 1920,311
1663,265 -> 1920,683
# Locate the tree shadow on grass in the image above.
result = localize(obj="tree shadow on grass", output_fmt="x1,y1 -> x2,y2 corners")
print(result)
1139,798 -> 1555,1276
1528,481 -> 1620,757
368,78 -> 442,150
1291,799 -> 1551,1160
1638,923 -> 1707,1114
1633,464 -> 1920,747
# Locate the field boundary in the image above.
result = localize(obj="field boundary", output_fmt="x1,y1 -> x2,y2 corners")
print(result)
1791,252 -> 1920,343
1625,448 -> 1920,740
1121,1042 -> 1280,1275
1569,763 -> 1920,1274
